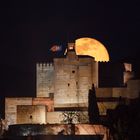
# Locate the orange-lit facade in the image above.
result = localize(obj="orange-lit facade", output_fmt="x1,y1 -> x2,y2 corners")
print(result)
4,41 -> 140,139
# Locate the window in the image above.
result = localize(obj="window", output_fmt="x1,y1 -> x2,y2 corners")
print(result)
72,70 -> 75,73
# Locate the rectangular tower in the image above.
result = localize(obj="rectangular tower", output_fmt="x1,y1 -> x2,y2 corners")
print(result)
36,63 -> 54,97
53,43 -> 99,107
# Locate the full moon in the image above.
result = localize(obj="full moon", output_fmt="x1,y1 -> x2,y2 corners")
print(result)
75,37 -> 109,62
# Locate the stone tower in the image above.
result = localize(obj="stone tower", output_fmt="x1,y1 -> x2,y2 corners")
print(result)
36,42 -> 99,107
36,63 -> 54,97
53,43 -> 98,107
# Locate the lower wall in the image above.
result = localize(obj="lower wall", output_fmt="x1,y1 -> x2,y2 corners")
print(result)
17,105 -> 46,124
5,97 -> 53,126
46,111 -> 88,124
7,124 -> 109,140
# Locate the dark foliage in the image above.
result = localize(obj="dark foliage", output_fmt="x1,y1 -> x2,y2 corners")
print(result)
107,97 -> 140,140
88,85 -> 100,124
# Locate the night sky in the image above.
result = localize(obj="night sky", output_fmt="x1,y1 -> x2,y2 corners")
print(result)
0,1 -> 140,115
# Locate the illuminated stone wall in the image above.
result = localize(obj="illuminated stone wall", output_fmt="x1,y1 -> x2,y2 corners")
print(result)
32,97 -> 54,112
96,80 -> 140,115
124,71 -> 134,84
96,87 -> 128,98
46,111 -> 88,124
36,63 -> 54,97
46,112 -> 62,124
123,63 -> 134,84
17,105 -> 46,124
96,88 -> 113,98
7,124 -> 109,139
96,80 -> 140,99
127,79 -> 140,99
54,57 -> 98,107
5,97 -> 53,125
5,98 -> 32,125
36,43 -> 98,107
5,78 -> 140,126
75,124 -> 109,140
5,43 -> 140,126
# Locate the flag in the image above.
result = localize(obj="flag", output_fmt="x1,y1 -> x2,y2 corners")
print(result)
50,45 -> 62,52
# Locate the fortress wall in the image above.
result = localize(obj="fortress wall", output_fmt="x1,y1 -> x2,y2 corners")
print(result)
112,88 -> 127,97
75,124 -> 109,140
54,59 -> 78,105
32,97 -> 54,112
96,84 -> 140,99
78,64 -> 92,104
17,105 -> 46,124
36,63 -> 54,97
5,97 -> 54,125
54,58 -> 93,107
46,112 -> 62,124
5,98 -> 32,125
96,88 -> 112,97
123,71 -> 135,84
46,111 -> 88,124
127,80 -> 140,99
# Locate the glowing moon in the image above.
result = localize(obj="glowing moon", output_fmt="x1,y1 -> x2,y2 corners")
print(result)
75,37 -> 109,62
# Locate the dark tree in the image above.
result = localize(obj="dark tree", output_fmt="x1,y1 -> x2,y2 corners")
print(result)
88,84 -> 100,124
107,96 -> 140,140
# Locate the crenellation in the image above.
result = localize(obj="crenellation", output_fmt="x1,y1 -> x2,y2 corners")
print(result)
37,62 -> 54,97
4,41 -> 140,128
46,63 -> 49,67
37,63 -> 54,70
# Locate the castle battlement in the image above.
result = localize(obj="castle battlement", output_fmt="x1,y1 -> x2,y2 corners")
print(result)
37,63 -> 54,70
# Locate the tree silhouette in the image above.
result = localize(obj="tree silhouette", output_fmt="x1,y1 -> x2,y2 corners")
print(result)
88,84 -> 100,124
107,95 -> 140,140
